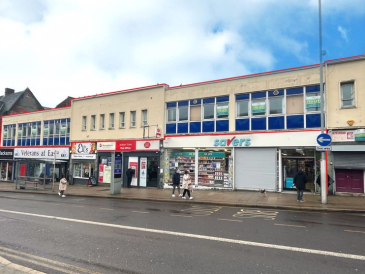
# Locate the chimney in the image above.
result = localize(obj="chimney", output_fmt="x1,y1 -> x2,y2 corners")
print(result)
5,88 -> 15,95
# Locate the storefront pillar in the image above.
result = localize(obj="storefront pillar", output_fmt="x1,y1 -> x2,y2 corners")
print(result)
278,148 -> 283,192
194,148 -> 199,186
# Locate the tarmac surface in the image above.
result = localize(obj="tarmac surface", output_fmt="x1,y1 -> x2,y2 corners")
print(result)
0,181 -> 364,273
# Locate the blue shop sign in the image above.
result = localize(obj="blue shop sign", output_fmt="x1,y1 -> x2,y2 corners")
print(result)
214,137 -> 251,147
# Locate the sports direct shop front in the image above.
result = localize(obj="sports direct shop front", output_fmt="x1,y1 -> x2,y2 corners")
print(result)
163,131 -> 320,192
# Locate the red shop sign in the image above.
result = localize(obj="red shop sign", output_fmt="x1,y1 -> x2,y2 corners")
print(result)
116,140 -> 136,151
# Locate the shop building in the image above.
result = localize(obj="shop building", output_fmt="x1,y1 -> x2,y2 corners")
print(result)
326,56 -> 365,194
70,142 -> 97,185
0,148 -> 14,181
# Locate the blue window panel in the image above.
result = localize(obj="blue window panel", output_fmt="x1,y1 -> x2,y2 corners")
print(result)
31,139 -> 36,146
66,137 -> 70,145
32,122 -> 37,126
167,102 -> 177,108
11,140 -> 15,146
46,164 -> 50,177
251,92 -> 266,99
269,116 -> 285,130
61,119 -> 66,123
36,138 -> 40,146
3,125 -> 7,130
177,123 -> 189,133
22,139 -> 26,146
306,114 -> 321,128
306,85 -> 320,93
268,90 -> 284,97
48,138 -> 53,146
6,140 -> 11,146
189,122 -> 201,133
54,137 -> 60,146
216,96 -> 229,102
202,121 -> 215,132
287,87 -> 303,95
203,98 -> 215,104
2,141 -> 6,146
287,115 -> 304,129
166,123 -> 176,134
26,139 -> 31,146
43,138 -> 48,146
190,99 -> 201,105
236,119 -> 250,131
17,139 -> 21,146
236,94 -> 249,100
216,120 -> 229,132
37,121 -> 41,125
67,118 -> 70,123
44,121 -> 48,125
178,101 -> 189,107
251,117 -> 266,130
60,137 -> 66,145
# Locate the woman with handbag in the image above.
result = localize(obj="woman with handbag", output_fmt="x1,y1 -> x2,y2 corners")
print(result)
182,170 -> 193,200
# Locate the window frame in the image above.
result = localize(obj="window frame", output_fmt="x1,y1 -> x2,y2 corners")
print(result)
167,108 -> 176,123
251,98 -> 267,117
268,96 -> 284,115
119,112 -> 125,129
305,92 -> 321,113
141,109 -> 148,127
130,111 -> 136,128
216,102 -> 229,119
109,113 -> 115,129
100,114 -> 105,130
82,116 -> 87,131
341,81 -> 355,108
91,115 -> 96,130
236,100 -> 249,118
203,104 -> 215,120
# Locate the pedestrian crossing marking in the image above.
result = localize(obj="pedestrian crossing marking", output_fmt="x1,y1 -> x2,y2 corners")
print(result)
179,205 -> 222,217
233,208 -> 278,220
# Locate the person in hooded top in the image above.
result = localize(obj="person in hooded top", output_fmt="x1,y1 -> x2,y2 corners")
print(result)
294,168 -> 308,202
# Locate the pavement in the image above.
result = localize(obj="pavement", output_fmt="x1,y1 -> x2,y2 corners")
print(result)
0,182 -> 364,273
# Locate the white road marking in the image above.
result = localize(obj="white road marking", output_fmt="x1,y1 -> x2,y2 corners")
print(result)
132,211 -> 149,214
171,214 -> 192,218
0,208 -> 365,261
218,218 -> 243,222
100,208 -> 114,211
72,205 -> 84,208
275,223 -> 306,228
344,230 -> 365,234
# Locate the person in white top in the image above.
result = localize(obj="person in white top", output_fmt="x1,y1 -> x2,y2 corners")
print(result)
182,170 -> 193,200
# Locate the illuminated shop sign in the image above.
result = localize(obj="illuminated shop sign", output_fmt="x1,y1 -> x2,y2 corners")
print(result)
213,137 -> 251,147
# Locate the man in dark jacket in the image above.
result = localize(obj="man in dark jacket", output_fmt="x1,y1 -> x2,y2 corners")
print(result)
126,168 -> 135,188
172,169 -> 182,197
294,168 -> 308,202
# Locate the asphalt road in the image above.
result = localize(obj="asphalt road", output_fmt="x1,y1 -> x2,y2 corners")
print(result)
0,193 -> 364,274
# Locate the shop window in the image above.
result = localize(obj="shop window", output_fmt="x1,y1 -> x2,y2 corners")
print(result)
2,124 -> 16,146
305,92 -> 320,112
91,115 -> 96,130
204,104 -> 214,120
216,103 -> 229,119
190,105 -> 201,121
82,116 -> 87,130
269,97 -> 283,115
142,110 -> 148,126
74,163 -> 94,178
286,94 -> 304,114
341,82 -> 354,108
130,111 -> 136,127
100,114 -> 105,129
119,112 -> 125,128
167,108 -> 176,122
178,107 -> 188,121
236,100 -> 249,117
251,99 -> 266,116
109,113 -> 115,129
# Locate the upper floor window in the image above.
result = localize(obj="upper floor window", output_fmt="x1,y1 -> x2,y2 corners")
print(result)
203,104 -> 214,119
119,112 -> 125,128
91,115 -> 96,130
131,111 -> 136,127
100,114 -> 105,129
43,119 -> 70,146
109,113 -> 115,129
252,99 -> 266,116
269,97 -> 283,115
142,110 -> 148,126
82,116 -> 87,130
305,85 -> 321,112
216,102 -> 229,118
167,108 -> 176,122
236,100 -> 249,117
2,124 -> 16,146
178,107 -> 188,121
341,82 -> 355,108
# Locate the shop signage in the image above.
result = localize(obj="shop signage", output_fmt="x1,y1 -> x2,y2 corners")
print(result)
136,140 -> 159,151
306,95 -> 321,108
71,154 -> 96,159
213,137 -> 251,147
98,142 -> 116,151
155,127 -> 161,137
354,129 -> 365,141
139,157 -> 147,187
117,140 -> 136,151
171,152 -> 225,158
251,101 -> 266,114
316,146 -> 331,151
331,131 -> 354,142
71,143 -> 96,154
14,148 -> 69,160
0,149 -> 14,159
216,105 -> 229,117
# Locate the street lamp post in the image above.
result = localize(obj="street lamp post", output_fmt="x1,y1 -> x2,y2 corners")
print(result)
319,0 -> 327,204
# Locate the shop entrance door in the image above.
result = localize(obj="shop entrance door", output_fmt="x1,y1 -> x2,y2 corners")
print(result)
283,158 -> 315,191
335,169 -> 364,193
147,157 -> 158,187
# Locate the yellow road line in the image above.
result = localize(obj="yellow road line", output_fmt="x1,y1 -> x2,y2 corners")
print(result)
344,229 -> 365,234
218,218 -> 243,222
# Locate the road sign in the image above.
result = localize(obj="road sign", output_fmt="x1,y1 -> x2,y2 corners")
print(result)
317,133 -> 332,146
316,146 -> 331,151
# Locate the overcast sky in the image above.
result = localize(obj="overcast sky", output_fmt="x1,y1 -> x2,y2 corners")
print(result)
0,0 -> 364,107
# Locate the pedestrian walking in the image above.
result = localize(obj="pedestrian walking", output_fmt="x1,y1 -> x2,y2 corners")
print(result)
58,175 -> 68,198
126,167 -> 134,188
294,168 -> 307,202
172,169 -> 182,197
182,170 -> 193,200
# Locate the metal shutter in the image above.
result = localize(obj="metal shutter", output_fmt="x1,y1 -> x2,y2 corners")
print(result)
333,152 -> 365,169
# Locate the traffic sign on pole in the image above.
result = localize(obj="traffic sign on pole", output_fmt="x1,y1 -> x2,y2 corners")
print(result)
316,146 -> 331,151
317,133 -> 332,146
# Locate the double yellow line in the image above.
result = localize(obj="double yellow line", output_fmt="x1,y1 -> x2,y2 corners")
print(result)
0,246 -> 101,274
